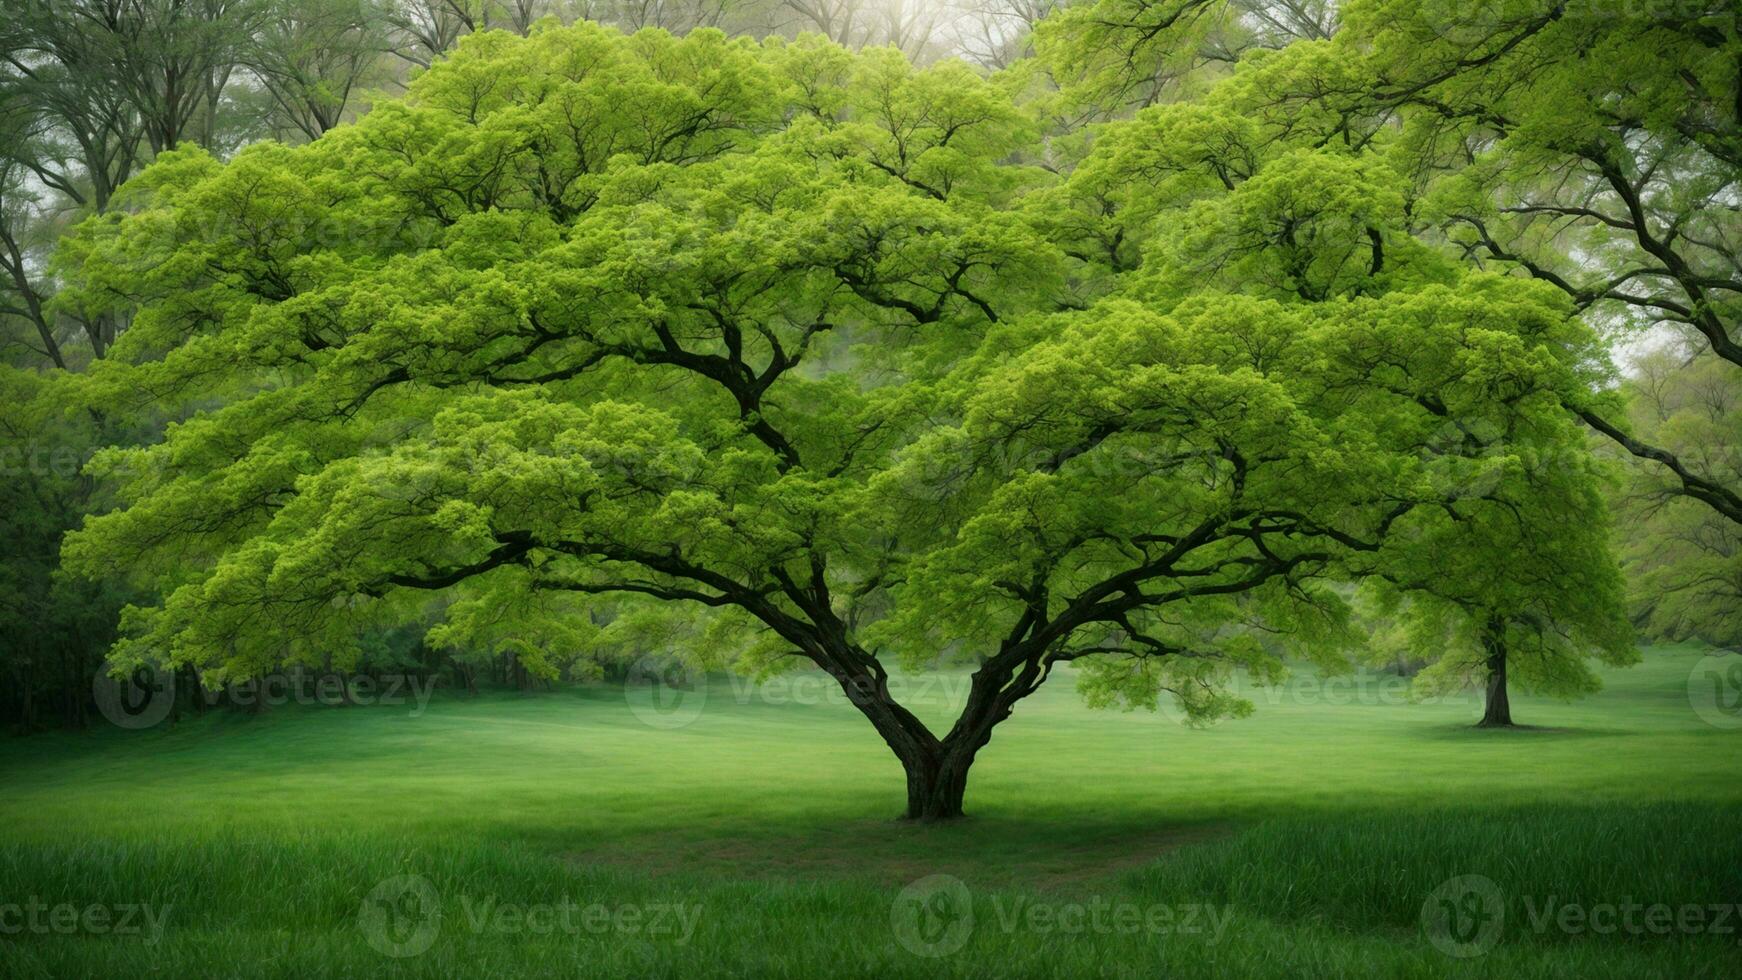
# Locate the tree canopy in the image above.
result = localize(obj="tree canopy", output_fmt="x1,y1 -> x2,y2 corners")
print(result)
49,18 -> 1640,816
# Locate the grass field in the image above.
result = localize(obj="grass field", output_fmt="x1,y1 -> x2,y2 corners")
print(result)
2,646 -> 1739,977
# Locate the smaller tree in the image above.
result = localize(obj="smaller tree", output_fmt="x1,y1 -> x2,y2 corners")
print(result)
1360,444 -> 1637,727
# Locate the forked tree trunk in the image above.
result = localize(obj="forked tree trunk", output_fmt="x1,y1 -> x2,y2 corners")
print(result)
902,746 -> 976,822
811,627 -> 1044,822
886,671 -> 1010,822
834,671 -> 988,822
1477,620 -> 1513,728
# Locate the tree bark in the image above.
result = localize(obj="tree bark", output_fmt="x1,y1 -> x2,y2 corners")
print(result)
883,665 -> 1013,822
900,742 -> 982,822
765,597 -> 1044,821
1478,621 -> 1513,728
820,662 -> 980,822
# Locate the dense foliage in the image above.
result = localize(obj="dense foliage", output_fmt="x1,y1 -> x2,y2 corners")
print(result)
29,17 -> 1635,816
2,0 -> 1732,818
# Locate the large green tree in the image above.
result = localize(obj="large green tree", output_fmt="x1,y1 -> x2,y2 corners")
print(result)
62,23 -> 1623,818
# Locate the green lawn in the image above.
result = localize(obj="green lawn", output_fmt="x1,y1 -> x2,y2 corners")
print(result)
2,646 -> 1739,977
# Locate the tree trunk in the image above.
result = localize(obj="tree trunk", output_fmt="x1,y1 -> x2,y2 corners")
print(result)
890,673 -> 1006,822
805,628 -> 1044,823
1477,621 -> 1513,728
825,667 -> 978,822
902,747 -> 977,822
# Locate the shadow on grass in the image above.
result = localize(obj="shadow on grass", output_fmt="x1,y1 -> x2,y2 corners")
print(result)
1411,722 -> 1638,740
565,814 -> 1235,892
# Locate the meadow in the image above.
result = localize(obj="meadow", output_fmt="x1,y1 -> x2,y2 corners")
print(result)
1,646 -> 1739,978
